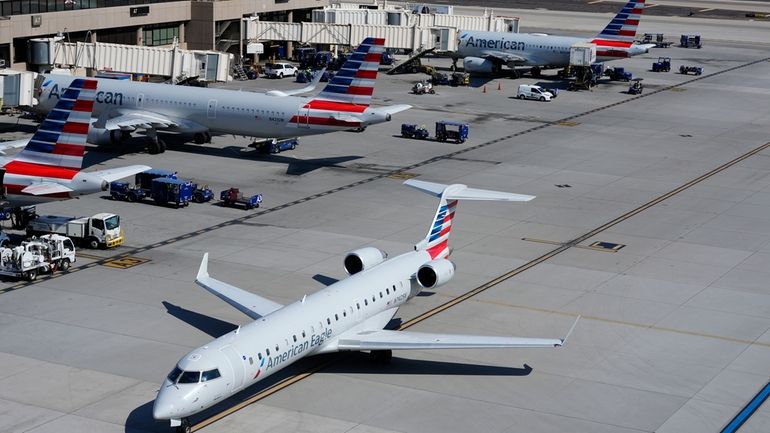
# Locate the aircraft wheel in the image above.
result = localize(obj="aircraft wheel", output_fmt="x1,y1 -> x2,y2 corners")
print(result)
147,140 -> 161,154
176,419 -> 191,433
193,133 -> 206,144
203,132 -> 212,143
158,140 -> 167,153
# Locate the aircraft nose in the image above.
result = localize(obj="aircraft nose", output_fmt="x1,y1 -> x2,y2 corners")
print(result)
152,390 -> 178,420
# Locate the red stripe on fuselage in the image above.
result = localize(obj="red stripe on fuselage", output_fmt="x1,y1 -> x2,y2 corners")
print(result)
80,80 -> 98,90
289,116 -> 361,127
52,143 -> 86,156
304,100 -> 368,112
3,160 -> 79,179
591,39 -> 633,48
596,50 -> 630,58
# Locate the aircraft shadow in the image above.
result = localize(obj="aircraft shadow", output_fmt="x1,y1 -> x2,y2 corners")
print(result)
125,350 -> 532,431
162,301 -> 238,338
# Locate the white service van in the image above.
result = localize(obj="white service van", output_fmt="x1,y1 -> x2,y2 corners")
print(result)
517,84 -> 554,102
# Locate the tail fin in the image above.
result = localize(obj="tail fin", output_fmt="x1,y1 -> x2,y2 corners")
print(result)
405,179 -> 535,260
6,78 -> 95,179
315,37 -> 385,106
595,0 -> 646,44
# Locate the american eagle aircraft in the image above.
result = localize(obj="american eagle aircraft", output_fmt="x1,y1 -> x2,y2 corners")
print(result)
456,0 -> 655,77
153,179 -> 579,432
0,78 -> 148,209
34,37 -> 410,154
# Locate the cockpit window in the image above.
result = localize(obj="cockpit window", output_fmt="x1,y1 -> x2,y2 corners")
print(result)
167,366 -> 183,383
178,370 -> 201,384
201,369 -> 221,382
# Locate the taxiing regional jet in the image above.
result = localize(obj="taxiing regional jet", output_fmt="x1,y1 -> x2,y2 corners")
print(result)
456,0 -> 654,77
34,37 -> 410,154
0,78 -> 148,208
153,179 -> 579,432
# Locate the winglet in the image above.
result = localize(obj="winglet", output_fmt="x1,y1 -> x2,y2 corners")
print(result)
559,315 -> 581,346
197,252 -> 209,281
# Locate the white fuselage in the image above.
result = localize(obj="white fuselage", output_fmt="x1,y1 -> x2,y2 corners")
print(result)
456,31 -> 648,67
153,249 -> 431,420
36,74 -> 391,139
0,156 -> 106,207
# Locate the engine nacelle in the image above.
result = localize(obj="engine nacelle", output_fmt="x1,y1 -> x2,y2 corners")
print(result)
343,247 -> 387,275
88,127 -> 128,146
463,57 -> 499,74
416,259 -> 455,289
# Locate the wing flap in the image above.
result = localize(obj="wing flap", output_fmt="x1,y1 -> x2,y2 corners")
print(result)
337,330 -> 564,350
21,182 -> 74,195
195,253 -> 283,320
89,165 -> 151,183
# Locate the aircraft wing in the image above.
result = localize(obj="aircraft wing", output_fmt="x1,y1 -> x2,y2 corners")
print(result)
22,182 -> 74,195
0,138 -> 30,155
96,111 -> 181,132
336,317 -> 579,351
481,50 -> 528,66
195,253 -> 284,320
266,68 -> 325,97
89,165 -> 152,182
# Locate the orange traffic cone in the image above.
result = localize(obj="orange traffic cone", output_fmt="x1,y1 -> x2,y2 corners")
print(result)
482,85 -> 487,93
497,81 -> 502,91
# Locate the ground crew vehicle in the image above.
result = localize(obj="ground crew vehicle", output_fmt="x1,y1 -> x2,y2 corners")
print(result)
26,213 -> 123,249
254,138 -> 299,154
628,78 -> 644,95
639,33 -> 672,48
517,84 -> 554,101
652,57 -> 671,72
220,188 -> 262,210
110,169 -> 176,202
679,65 -> 703,75
680,34 -> 702,48
401,124 -> 430,140
0,234 -> 76,281
412,80 -> 435,94
151,178 -> 194,207
264,62 -> 298,78
436,121 -> 469,143
192,185 -> 214,203
450,72 -> 470,86
604,66 -> 632,81
380,52 -> 395,65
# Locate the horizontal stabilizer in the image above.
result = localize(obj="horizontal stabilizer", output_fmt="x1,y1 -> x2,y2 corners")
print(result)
266,69 -> 325,97
90,165 -> 152,183
195,253 -> 283,320
404,179 -> 535,202
0,138 -> 31,155
21,182 -> 74,195
378,104 -> 412,116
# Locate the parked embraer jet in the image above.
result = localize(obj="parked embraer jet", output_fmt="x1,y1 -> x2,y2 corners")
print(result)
456,0 -> 655,77
34,37 -> 410,154
153,179 -> 579,432
0,78 -> 148,208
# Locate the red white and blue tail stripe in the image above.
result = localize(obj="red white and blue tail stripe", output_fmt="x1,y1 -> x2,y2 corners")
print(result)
425,198 -> 458,260
5,78 -> 95,179
315,37 -> 384,106
592,0 -> 645,51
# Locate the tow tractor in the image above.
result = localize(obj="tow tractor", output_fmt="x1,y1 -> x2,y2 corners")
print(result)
110,169 -> 211,207
0,234 -> 76,281
252,138 -> 299,154
628,78 -> 644,95
220,188 -> 263,210
652,57 -> 671,72
604,66 -> 633,81
679,65 -> 703,75
411,80 -> 435,95
400,121 -> 469,143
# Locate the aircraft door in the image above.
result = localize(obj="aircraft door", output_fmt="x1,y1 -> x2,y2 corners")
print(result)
207,99 -> 217,119
137,93 -> 144,109
296,106 -> 310,128
220,345 -> 244,389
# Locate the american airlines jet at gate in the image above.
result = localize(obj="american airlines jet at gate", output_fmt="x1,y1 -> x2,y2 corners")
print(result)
0,78 -> 148,208
153,179 -> 579,432
34,38 -> 410,154
456,0 -> 654,76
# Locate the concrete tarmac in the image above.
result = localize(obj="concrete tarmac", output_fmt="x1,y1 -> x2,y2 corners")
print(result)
1,10 -> 770,433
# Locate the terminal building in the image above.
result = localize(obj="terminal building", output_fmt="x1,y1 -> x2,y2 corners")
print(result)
0,0 -> 322,69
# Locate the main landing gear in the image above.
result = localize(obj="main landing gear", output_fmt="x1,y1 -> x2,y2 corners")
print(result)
193,132 -> 212,145
145,129 -> 166,154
